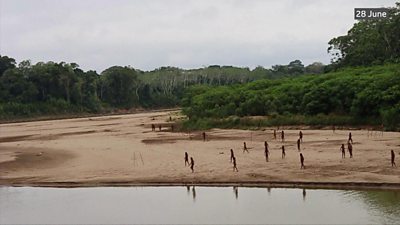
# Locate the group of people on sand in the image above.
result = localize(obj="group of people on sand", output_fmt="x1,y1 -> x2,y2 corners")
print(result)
184,152 -> 195,172
182,129 -> 397,173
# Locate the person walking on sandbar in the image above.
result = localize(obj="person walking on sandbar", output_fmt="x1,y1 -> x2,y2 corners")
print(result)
300,153 -> 305,169
348,142 -> 353,158
190,157 -> 195,173
232,156 -> 238,172
299,131 -> 303,142
340,144 -> 345,158
391,150 -> 396,167
348,132 -> 353,143
297,138 -> 301,151
230,149 -> 235,163
243,142 -> 249,153
184,152 -> 189,166
264,141 -> 269,162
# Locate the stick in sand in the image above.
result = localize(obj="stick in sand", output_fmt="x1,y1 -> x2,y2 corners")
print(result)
140,152 -> 145,165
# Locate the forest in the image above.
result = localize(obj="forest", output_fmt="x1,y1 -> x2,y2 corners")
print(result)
0,2 -> 399,130
0,56 -> 322,119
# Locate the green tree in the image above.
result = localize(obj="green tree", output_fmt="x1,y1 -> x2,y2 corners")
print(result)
101,66 -> 140,107
0,55 -> 16,76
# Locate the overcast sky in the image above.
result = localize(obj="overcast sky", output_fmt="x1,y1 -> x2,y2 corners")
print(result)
0,0 -> 396,72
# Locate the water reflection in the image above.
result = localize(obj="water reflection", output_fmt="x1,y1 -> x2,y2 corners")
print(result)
192,186 -> 196,201
233,186 -> 238,199
350,190 -> 400,223
1,186 -> 399,224
186,185 -> 190,195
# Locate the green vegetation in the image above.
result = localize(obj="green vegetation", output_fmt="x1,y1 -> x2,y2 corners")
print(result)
0,56 -> 323,120
181,64 -> 400,130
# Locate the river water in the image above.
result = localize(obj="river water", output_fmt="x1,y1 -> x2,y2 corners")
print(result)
0,186 -> 399,224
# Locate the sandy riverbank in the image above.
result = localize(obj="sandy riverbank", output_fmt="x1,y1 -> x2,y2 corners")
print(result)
0,110 -> 399,189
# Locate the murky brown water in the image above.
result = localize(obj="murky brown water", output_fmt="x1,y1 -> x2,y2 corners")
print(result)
0,186 -> 399,224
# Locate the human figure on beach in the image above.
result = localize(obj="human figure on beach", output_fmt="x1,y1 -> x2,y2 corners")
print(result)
243,142 -> 249,153
232,156 -> 238,172
202,132 -> 206,142
190,157 -> 195,173
158,124 -> 162,131
281,145 -> 286,159
348,132 -> 353,143
281,130 -> 285,142
184,152 -> 189,166
230,149 -> 235,163
391,150 -> 396,167
340,144 -> 346,158
264,141 -> 269,162
299,131 -> 303,142
151,124 -> 155,131
300,153 -> 305,169
348,142 -> 353,158
273,129 -> 277,139
297,138 -> 301,151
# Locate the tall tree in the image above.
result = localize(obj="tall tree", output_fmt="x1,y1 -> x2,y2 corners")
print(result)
101,66 -> 140,107
0,55 -> 16,76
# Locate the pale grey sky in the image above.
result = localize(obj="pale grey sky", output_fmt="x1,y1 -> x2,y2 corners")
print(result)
0,0 -> 396,72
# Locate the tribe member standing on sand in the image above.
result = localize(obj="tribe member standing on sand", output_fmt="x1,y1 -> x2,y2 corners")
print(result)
273,129 -> 277,139
202,132 -> 206,142
281,145 -> 286,159
232,156 -> 239,172
348,132 -> 353,143
243,142 -> 249,153
340,144 -> 346,158
151,124 -> 155,131
230,149 -> 235,163
281,130 -> 285,142
184,152 -> 189,166
348,142 -> 353,158
391,150 -> 396,167
297,138 -> 301,151
299,131 -> 303,142
300,153 -> 305,169
190,157 -> 195,173
264,141 -> 269,162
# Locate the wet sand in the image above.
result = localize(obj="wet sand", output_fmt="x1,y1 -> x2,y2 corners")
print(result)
0,110 -> 399,189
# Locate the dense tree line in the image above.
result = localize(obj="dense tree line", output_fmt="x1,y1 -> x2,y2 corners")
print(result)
182,64 -> 400,129
0,54 -> 323,118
